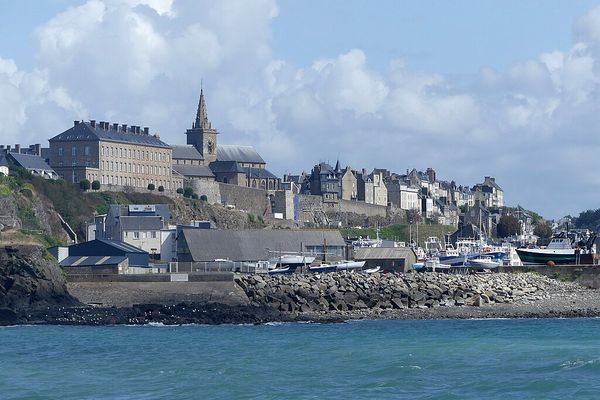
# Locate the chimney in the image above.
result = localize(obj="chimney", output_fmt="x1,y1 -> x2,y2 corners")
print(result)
90,120 -> 96,128
121,124 -> 127,132
33,144 -> 41,156
14,144 -> 20,153
143,127 -> 149,135
135,126 -> 140,134
98,121 -> 104,130
6,145 -> 11,152
74,120 -> 80,126
112,123 -> 118,131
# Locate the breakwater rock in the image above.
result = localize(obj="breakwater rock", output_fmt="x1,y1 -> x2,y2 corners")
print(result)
235,271 -> 575,314
0,245 -> 79,325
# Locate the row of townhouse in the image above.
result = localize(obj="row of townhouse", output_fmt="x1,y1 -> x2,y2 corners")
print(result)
285,163 -> 505,227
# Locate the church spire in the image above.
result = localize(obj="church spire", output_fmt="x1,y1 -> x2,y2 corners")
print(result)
194,87 -> 211,129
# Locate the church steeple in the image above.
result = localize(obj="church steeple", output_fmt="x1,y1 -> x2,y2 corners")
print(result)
193,88 -> 211,130
186,86 -> 219,164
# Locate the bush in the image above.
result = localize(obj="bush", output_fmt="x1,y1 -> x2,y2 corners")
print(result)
158,185 -> 164,192
191,193 -> 199,200
91,180 -> 100,191
200,194 -> 208,201
176,188 -> 184,194
79,179 -> 90,191
147,183 -> 155,191
183,187 -> 194,198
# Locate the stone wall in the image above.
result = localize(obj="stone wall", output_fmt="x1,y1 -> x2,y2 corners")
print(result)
219,183 -> 271,216
188,179 -> 221,204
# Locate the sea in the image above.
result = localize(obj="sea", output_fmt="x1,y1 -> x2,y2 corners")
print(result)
1,318 -> 600,399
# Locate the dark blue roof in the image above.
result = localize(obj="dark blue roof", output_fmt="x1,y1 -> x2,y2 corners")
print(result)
209,161 -> 278,179
172,164 -> 215,178
50,122 -> 170,148
0,153 -> 9,167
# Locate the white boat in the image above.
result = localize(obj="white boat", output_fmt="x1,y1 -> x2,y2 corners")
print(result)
335,260 -> 366,270
308,260 -> 366,273
268,254 -> 316,274
364,266 -> 381,274
424,258 -> 451,273
468,256 -> 500,270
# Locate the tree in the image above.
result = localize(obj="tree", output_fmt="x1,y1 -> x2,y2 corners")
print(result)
191,193 -> 199,200
183,187 -> 194,198
534,222 -> 553,239
497,215 -> 520,238
200,194 -> 208,201
158,185 -> 164,192
406,209 -> 421,224
79,179 -> 90,191
176,187 -> 184,194
91,180 -> 100,191
147,183 -> 155,191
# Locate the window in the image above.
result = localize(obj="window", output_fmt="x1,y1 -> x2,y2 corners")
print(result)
58,147 -> 63,156
84,145 -> 90,156
71,146 -> 76,156
133,231 -> 139,239
151,231 -> 157,239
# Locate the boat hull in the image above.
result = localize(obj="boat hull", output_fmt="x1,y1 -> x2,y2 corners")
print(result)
515,248 -> 575,265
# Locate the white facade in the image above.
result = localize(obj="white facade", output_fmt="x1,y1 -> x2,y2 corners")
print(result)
0,165 -> 8,176
372,172 -> 388,206
399,185 -> 420,211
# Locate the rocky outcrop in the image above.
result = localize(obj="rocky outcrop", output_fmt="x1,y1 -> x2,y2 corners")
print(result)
0,245 -> 79,324
235,271 -> 571,314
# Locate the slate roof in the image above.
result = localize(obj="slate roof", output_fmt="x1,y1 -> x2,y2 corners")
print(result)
354,247 -> 417,260
7,152 -> 54,171
49,121 -> 170,148
119,216 -> 164,231
208,161 -> 277,179
171,145 -> 204,160
172,164 -> 215,178
0,153 -> 8,167
180,229 -> 345,262
217,144 -> 265,164
60,255 -> 127,267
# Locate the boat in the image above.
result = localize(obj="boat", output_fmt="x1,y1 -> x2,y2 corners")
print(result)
308,260 -> 366,273
515,232 -> 595,265
267,254 -> 316,274
468,256 -> 500,270
364,266 -> 381,274
424,258 -> 451,273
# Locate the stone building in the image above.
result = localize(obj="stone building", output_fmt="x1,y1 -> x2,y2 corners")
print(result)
340,166 -> 357,200
49,120 -> 173,190
184,89 -> 280,190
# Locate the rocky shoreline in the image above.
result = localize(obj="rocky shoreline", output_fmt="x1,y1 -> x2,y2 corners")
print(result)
4,260 -> 600,325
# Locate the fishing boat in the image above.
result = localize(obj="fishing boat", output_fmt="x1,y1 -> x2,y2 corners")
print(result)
468,255 -> 500,270
515,233 -> 594,265
424,258 -> 451,273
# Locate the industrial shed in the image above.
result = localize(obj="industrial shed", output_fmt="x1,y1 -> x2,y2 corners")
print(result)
177,229 -> 347,263
353,247 -> 417,272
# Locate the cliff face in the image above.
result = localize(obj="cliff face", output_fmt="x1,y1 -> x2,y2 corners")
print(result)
0,245 -> 79,324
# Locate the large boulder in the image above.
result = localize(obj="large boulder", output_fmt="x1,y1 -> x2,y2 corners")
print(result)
0,245 -> 79,324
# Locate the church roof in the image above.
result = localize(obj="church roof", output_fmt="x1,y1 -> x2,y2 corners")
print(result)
217,145 -> 265,164
209,161 -> 278,179
172,164 -> 215,178
171,145 -> 204,160
50,121 -> 170,148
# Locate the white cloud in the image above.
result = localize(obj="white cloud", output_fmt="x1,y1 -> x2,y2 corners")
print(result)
6,1 -> 600,217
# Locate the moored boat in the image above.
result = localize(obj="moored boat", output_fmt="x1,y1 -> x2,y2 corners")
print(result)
515,233 -> 593,265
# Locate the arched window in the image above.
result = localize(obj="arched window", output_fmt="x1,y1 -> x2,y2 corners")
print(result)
252,180 -> 257,188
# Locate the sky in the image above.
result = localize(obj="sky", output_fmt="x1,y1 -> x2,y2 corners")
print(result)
1,0 -> 600,219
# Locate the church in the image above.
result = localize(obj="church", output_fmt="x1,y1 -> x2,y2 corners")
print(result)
174,89 -> 280,191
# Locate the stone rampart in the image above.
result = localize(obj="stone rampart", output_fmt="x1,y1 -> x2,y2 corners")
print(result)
219,183 -> 271,216
188,179 -> 221,204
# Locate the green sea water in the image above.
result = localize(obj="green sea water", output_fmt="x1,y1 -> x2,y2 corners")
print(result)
1,318 -> 600,399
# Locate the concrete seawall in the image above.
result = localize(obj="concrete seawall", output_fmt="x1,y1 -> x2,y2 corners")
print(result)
499,265 -> 600,289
